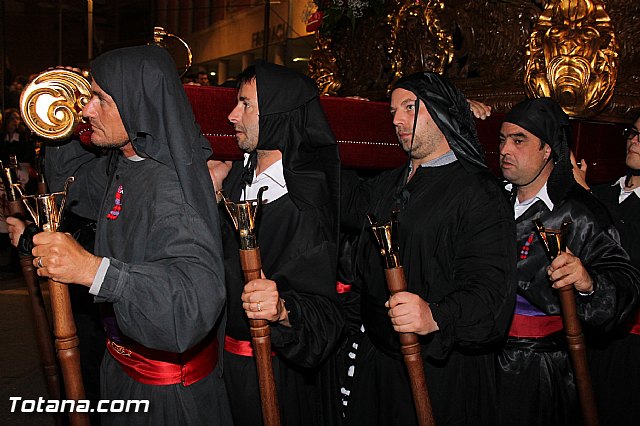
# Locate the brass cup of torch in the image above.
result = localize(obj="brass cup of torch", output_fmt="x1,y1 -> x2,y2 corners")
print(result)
368,211 -> 402,269
1,158 -> 24,203
533,218 -> 571,261
220,186 -> 268,250
21,177 -> 75,233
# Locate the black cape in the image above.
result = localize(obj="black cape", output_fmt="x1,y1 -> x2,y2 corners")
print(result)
342,161 -> 517,425
587,182 -> 640,426
496,186 -> 640,426
221,62 -> 343,426
45,45 -> 230,425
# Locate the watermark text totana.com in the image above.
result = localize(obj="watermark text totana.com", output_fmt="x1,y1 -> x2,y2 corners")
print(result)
9,397 -> 149,413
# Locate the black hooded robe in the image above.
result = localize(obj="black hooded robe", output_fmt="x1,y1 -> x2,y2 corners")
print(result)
341,72 -> 517,425
221,62 -> 344,426
45,45 -> 231,425
221,163 -> 344,426
341,161 -> 516,426
496,188 -> 640,426
496,98 -> 640,426
586,182 -> 640,426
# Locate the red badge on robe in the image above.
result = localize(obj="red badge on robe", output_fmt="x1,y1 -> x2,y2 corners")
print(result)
106,185 -> 123,220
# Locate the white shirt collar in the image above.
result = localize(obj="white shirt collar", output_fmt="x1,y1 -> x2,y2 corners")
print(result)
242,152 -> 287,203
614,176 -> 640,203
512,182 -> 554,219
126,154 -> 145,162
4,133 -> 20,142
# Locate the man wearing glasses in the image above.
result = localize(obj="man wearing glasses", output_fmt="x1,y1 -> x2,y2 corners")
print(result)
573,116 -> 640,426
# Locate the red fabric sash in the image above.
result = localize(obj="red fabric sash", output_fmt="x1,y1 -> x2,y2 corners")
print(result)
224,335 -> 276,357
106,336 -> 218,386
508,314 -> 564,338
628,309 -> 640,335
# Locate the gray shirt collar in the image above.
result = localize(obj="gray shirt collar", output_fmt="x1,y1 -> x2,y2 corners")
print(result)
408,150 -> 458,175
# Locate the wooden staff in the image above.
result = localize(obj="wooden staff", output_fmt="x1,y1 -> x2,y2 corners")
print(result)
48,279 -> 89,426
221,189 -> 280,426
369,213 -> 435,426
6,197 -> 62,404
557,286 -> 598,426
23,184 -> 89,426
240,247 -> 281,426
385,267 -> 435,426
1,166 -> 62,405
534,219 -> 599,426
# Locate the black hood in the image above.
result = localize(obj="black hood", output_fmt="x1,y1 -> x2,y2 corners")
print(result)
91,44 -> 219,234
393,72 -> 487,172
504,97 -> 575,203
252,61 -> 340,237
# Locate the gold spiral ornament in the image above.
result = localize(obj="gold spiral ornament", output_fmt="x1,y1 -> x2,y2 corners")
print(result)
19,69 -> 92,141
20,27 -> 191,142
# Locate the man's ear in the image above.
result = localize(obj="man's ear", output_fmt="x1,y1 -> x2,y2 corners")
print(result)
543,144 -> 552,161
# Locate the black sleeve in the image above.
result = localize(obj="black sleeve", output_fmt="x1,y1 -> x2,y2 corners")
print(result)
94,206 -> 226,353
428,178 -> 518,357
17,223 -> 39,256
340,169 -> 379,231
572,220 -> 640,332
268,239 -> 345,368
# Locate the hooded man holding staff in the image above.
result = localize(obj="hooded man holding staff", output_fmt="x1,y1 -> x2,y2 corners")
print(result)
209,62 -> 344,425
496,97 -> 640,426
28,45 -> 231,425
340,71 -> 517,425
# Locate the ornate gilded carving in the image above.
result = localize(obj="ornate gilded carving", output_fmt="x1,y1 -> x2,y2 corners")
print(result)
524,0 -> 619,117
388,0 -> 454,88
308,0 -> 640,120
444,0 -> 541,83
309,32 -> 342,96
19,69 -> 92,141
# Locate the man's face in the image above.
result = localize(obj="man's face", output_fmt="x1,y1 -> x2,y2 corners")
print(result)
228,79 -> 259,153
499,122 -> 551,185
625,117 -> 640,170
390,88 -> 447,162
198,73 -> 210,86
6,112 -> 21,133
82,80 -> 129,148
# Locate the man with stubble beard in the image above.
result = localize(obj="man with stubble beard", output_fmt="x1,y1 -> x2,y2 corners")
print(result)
340,71 -> 517,425
209,62 -> 344,426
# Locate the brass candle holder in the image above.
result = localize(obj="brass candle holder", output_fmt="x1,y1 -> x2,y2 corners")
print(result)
368,211 -> 434,426
22,176 -> 89,426
532,218 -> 599,426
220,186 -> 280,426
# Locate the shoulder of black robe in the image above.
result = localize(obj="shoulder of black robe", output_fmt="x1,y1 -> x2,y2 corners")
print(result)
253,61 -> 340,240
591,182 -> 622,206
565,185 -> 617,231
392,72 -> 487,172
591,183 -> 640,271
90,44 -> 220,238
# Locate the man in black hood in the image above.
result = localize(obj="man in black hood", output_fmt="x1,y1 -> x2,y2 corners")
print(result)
340,72 -> 517,425
496,97 -> 640,426
210,62 -> 344,425
32,45 -> 231,425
